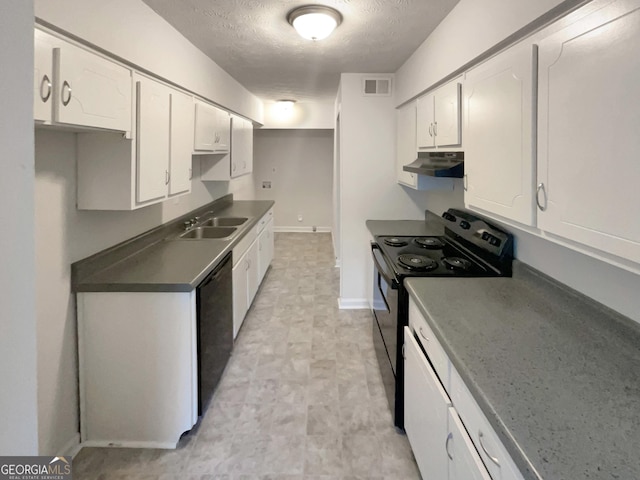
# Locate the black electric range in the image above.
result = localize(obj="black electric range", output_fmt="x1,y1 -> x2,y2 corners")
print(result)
371,208 -> 513,431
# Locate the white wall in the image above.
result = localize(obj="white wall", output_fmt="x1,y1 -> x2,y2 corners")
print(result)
34,0 -> 263,123
262,102 -> 335,129
34,130 -> 253,455
253,129 -> 333,231
393,0 -> 640,324
337,73 -> 462,305
0,0 -> 40,455
395,0 -> 572,105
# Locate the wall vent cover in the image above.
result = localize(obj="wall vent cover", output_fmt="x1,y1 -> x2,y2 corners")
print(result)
362,77 -> 392,96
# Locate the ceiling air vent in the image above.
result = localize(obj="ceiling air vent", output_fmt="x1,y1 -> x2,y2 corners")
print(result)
362,77 -> 392,96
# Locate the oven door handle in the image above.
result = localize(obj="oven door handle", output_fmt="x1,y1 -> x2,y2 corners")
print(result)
371,243 -> 398,289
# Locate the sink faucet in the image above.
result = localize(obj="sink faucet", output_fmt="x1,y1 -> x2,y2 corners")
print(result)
183,216 -> 200,230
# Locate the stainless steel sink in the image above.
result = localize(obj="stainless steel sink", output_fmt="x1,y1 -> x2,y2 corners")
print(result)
179,226 -> 237,239
200,217 -> 248,227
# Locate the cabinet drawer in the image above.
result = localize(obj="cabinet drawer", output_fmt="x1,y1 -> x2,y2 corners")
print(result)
450,367 -> 524,480
408,297 -> 450,391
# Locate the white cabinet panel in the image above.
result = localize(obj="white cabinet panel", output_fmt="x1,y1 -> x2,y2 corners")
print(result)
170,91 -> 194,196
537,0 -> 640,265
397,102 -> 418,187
194,101 -> 230,153
448,408 -> 492,480
136,77 -> 171,204
232,253 -> 249,339
417,78 -> 462,150
404,327 -> 450,480
434,81 -> 462,147
464,42 -> 537,226
231,116 -> 253,178
34,30 -> 54,123
54,39 -> 132,133
258,218 -> 274,283
247,239 -> 260,306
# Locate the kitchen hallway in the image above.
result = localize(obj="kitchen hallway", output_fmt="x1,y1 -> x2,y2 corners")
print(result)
72,232 -> 421,479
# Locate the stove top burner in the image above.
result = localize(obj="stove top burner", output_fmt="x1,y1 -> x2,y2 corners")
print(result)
413,237 -> 445,249
443,257 -> 473,271
384,237 -> 408,247
397,254 -> 438,271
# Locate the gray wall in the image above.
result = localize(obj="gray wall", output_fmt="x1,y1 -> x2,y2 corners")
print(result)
253,129 -> 334,231
0,0 -> 39,455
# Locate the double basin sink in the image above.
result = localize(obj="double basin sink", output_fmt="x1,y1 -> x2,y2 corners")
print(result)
178,216 -> 249,240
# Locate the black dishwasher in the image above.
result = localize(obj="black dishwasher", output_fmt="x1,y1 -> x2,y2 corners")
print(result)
196,251 -> 233,415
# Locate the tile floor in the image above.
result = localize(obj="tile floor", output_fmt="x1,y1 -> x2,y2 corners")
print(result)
72,233 -> 421,480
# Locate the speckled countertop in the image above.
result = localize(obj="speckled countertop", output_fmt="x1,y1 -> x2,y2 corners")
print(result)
405,262 -> 640,480
73,198 -> 274,292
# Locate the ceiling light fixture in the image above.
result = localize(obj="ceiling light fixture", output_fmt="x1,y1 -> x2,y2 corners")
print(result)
276,99 -> 296,114
287,5 -> 342,41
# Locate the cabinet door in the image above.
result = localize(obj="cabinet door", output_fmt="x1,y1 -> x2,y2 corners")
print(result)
397,102 -> 418,187
216,108 -> 231,153
434,81 -> 461,147
136,76 -> 170,204
448,408 -> 492,480
194,102 -> 217,151
232,254 -> 249,339
464,42 -> 536,226
54,40 -> 132,132
34,30 -> 54,123
404,327 -> 450,480
537,0 -> 640,265
169,91 -> 194,196
258,218 -> 274,282
230,115 -> 244,177
416,94 -> 435,149
247,239 -> 260,306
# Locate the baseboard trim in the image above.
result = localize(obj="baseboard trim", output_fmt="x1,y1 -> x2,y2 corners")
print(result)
59,433 -> 81,458
274,226 -> 332,233
338,298 -> 369,309
80,439 -> 177,449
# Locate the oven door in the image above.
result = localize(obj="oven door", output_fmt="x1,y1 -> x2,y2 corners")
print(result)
371,243 -> 399,373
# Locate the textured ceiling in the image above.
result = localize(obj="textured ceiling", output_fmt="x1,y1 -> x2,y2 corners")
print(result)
142,0 -> 460,102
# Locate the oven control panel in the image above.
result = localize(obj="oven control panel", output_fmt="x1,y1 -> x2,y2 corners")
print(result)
441,209 -> 513,259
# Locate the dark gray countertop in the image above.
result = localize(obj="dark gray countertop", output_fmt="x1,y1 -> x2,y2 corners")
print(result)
74,199 -> 274,292
405,262 -> 640,480
366,213 -> 445,238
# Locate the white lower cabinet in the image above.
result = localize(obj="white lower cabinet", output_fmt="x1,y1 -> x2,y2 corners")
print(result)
232,209 -> 274,338
448,408 -> 492,480
406,298 -> 524,480
404,327 -> 450,479
77,291 -> 198,448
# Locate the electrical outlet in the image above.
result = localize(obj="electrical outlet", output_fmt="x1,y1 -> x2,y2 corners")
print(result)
297,214 -> 303,222
312,226 -> 317,232
262,181 -> 272,189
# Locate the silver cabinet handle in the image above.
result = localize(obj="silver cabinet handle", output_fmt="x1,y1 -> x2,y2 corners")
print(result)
428,123 -> 433,137
232,163 -> 237,172
40,74 -> 52,103
61,80 -> 72,106
243,161 -> 247,168
419,327 -> 429,341
165,170 -> 170,185
188,167 -> 193,180
433,121 -> 438,136
536,183 -> 547,211
478,431 -> 500,466
445,432 -> 453,460
463,174 -> 468,192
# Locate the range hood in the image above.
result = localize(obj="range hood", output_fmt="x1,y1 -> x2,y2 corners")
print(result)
403,151 -> 464,178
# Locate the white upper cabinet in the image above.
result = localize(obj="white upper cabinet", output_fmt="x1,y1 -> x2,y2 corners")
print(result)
77,74 -> 193,210
194,101 -> 230,153
34,29 -> 132,134
136,76 -> 171,204
417,78 -> 462,149
34,30 -> 54,123
201,114 -> 254,181
54,37 -> 132,133
169,91 -> 195,196
537,0 -> 640,265
464,42 -> 537,227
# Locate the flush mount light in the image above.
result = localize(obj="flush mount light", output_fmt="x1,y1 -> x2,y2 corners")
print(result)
276,99 -> 296,114
287,5 -> 342,41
